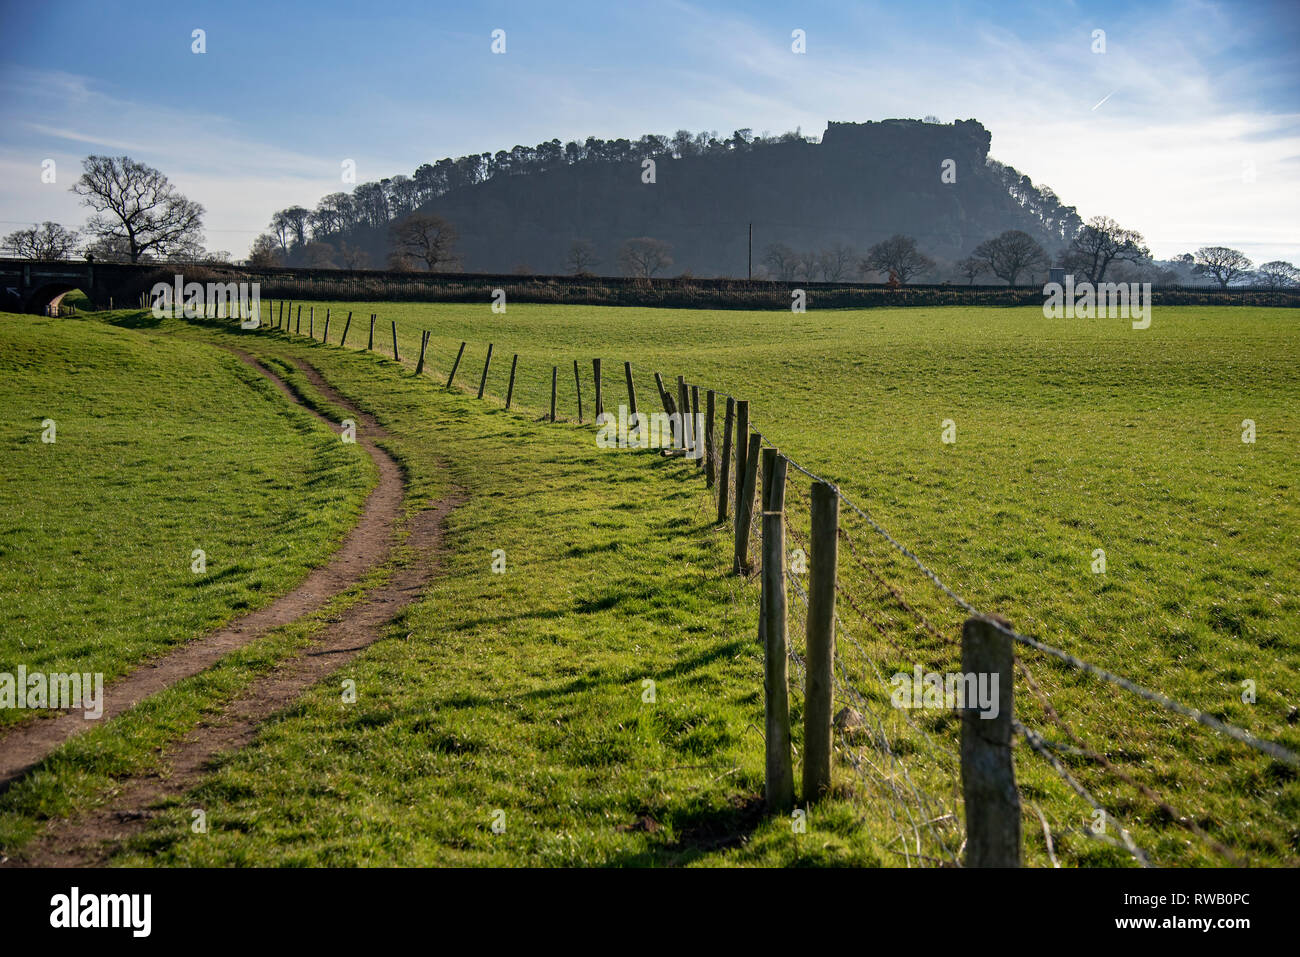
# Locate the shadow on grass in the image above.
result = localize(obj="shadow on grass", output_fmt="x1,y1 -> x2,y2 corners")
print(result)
105,310 -> 163,329
610,793 -> 768,865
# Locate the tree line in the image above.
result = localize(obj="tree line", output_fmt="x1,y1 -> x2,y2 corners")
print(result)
255,127 -> 817,268
6,152 -> 1296,291
757,219 -> 1298,290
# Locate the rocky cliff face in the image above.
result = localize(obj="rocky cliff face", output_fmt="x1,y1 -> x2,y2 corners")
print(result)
342,119 -> 1076,278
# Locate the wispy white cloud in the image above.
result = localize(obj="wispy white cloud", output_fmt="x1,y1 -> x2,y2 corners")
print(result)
0,2 -> 1295,263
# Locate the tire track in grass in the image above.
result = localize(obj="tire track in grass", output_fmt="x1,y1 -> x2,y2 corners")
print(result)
5,351 -> 462,865
0,350 -> 406,791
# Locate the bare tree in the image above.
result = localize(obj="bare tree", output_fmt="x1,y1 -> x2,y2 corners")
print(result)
816,243 -> 857,281
795,250 -> 821,283
565,239 -> 600,275
861,234 -> 935,284
1257,260 -> 1300,289
618,237 -> 673,277
1062,215 -> 1150,282
389,212 -> 458,271
338,242 -> 370,270
1192,246 -> 1253,289
969,230 -> 1049,285
84,235 -> 135,262
3,221 -> 80,260
71,155 -> 205,263
956,256 -> 987,285
761,243 -> 799,281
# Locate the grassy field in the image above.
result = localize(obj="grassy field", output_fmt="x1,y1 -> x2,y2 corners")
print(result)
261,299 -> 1300,862
1,303 -> 1296,866
0,313 -> 374,720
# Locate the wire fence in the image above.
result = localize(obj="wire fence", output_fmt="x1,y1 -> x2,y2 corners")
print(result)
742,430 -> 1297,867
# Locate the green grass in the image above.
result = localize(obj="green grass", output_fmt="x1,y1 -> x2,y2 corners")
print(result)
2,302 -> 1296,866
245,300 -> 1300,864
0,313 -> 375,721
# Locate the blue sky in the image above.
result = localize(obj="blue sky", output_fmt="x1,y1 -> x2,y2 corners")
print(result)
1,0 -> 1297,263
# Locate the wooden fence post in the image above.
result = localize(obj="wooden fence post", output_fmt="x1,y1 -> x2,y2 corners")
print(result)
734,431 -> 762,574
804,481 -> 839,803
624,362 -> 639,442
717,397 -> 734,523
593,358 -> 603,418
296,305 -> 301,334
705,390 -> 716,486
506,354 -> 518,409
323,310 -> 330,343
368,314 -> 375,350
478,343 -> 494,399
574,360 -> 583,423
661,384 -> 678,443
278,300 -> 284,329
447,341 -> 466,388
309,306 -> 314,339
551,366 -> 558,422
735,400 -> 750,488
691,385 -> 702,468
761,448 -> 794,812
961,615 -> 1021,867
676,377 -> 691,453
415,330 -> 429,374
391,320 -> 399,360
340,311 -> 352,347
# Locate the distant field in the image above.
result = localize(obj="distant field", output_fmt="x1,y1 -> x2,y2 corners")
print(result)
289,300 -> 1300,667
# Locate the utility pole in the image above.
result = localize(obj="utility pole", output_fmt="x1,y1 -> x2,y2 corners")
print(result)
748,222 -> 752,280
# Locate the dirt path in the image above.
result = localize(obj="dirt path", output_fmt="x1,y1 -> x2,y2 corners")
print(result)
0,349 -> 409,791
6,350 -> 461,865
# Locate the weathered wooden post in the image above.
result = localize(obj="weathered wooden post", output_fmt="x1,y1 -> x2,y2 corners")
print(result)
676,376 -> 691,453
446,341 -> 466,388
653,372 -> 675,419
278,300 -> 284,329
691,385 -> 702,469
323,310 -> 330,343
506,354 -> 518,409
340,311 -> 352,347
705,390 -> 716,486
735,400 -> 750,489
734,431 -> 762,574
624,362 -> 639,442
309,306 -> 314,338
804,481 -> 839,803
761,448 -> 794,812
391,320 -> 399,360
478,343 -> 494,399
368,314 -> 375,350
296,305 -> 301,334
593,358 -> 603,418
551,366 -> 558,422
574,360 -> 583,423
961,615 -> 1021,867
717,397 -> 734,523
415,330 -> 429,374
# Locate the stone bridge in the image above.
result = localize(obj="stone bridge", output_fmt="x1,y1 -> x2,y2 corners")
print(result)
0,259 -> 196,314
